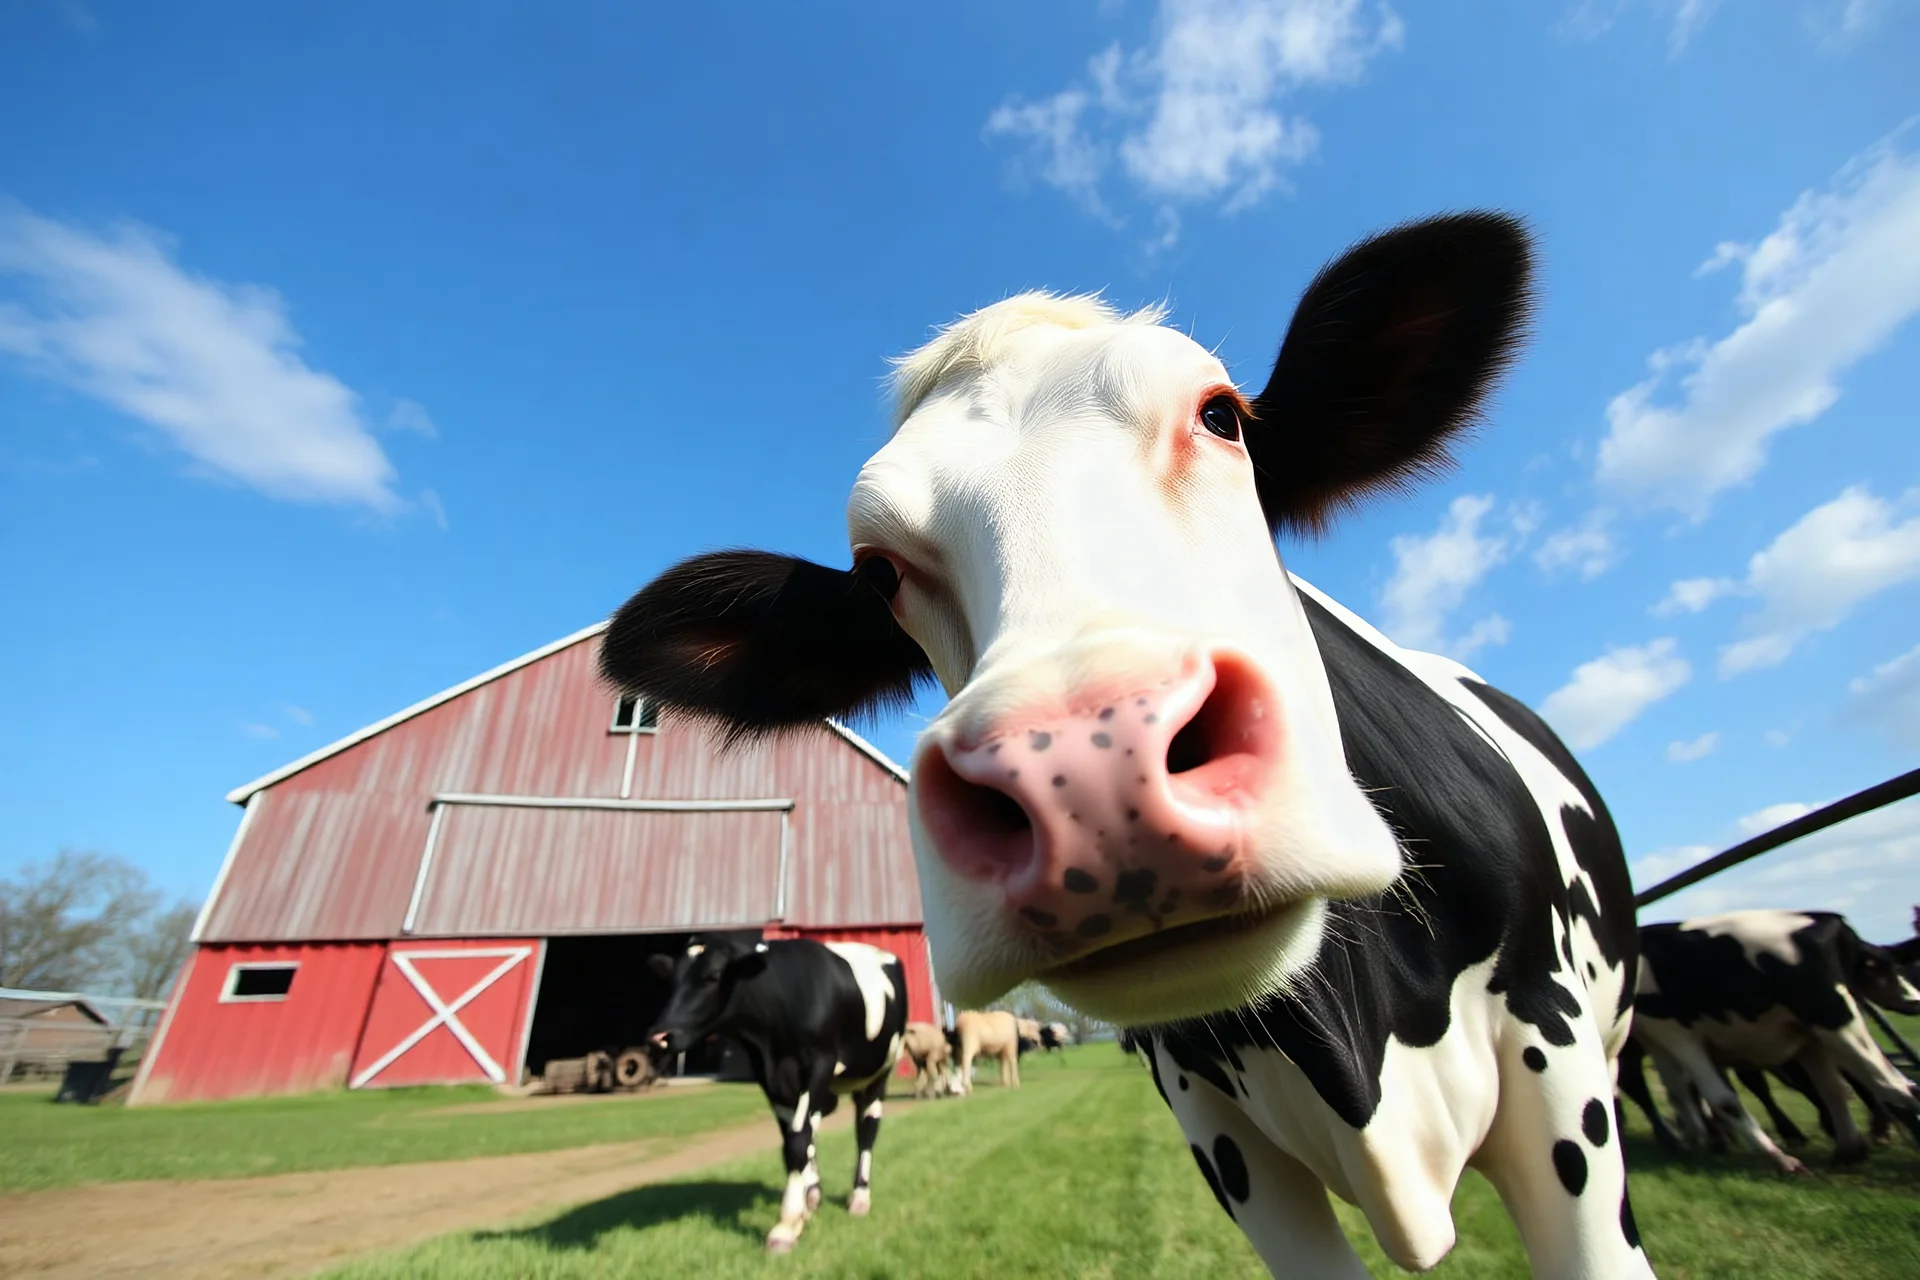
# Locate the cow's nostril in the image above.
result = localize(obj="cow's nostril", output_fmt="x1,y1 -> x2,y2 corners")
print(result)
917,745 -> 1039,884
1167,716 -> 1210,774
1164,653 -> 1278,786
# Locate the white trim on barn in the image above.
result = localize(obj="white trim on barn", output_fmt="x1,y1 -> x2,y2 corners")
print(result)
190,793 -> 260,944
223,623 -> 913,805
218,961 -> 300,1003
349,946 -> 534,1089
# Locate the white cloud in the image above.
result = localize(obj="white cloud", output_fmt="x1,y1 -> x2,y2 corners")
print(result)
283,704 -> 313,727
420,487 -> 449,532
1717,486 -> 1920,676
985,0 -> 1403,238
1539,637 -> 1692,749
1641,796 -> 1920,943
1595,127 -> 1920,518
386,397 -> 436,437
0,202 -> 403,511
1845,643 -> 1920,750
1378,493 -> 1526,659
1650,575 -> 1736,617
1666,731 -> 1719,762
1764,728 -> 1792,748
240,721 -> 279,740
1558,0 -> 1723,56
1534,508 -> 1619,580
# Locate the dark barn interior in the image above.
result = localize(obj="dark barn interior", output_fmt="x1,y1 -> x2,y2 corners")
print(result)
524,930 -> 762,1080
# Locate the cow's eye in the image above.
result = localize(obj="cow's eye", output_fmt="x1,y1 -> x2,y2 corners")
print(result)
858,555 -> 901,601
1200,396 -> 1242,442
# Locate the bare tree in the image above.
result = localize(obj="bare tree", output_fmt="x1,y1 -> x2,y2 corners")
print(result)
121,901 -> 199,1000
0,850 -> 159,992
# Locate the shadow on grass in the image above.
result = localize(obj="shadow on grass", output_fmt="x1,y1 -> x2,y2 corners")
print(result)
1621,1131 -> 1920,1194
478,1179 -> 775,1250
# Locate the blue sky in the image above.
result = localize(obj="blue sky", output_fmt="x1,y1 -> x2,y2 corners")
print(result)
3,1 -> 1918,939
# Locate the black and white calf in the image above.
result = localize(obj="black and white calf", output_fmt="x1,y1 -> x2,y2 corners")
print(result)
604,214 -> 1650,1277
1627,910 -> 1920,1171
645,937 -> 907,1251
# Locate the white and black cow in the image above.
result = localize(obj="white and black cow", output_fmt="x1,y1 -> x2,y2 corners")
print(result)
603,214 -> 1650,1277
1626,910 -> 1920,1171
645,937 -> 907,1251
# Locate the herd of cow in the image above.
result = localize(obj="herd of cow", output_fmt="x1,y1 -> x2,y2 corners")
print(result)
605,210 -> 1917,1275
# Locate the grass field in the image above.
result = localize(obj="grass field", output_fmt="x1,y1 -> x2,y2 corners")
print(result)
326,1045 -> 1920,1280
0,1080 -> 768,1193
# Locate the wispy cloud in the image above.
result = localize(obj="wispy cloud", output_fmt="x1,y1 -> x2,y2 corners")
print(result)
1650,575 -> 1736,617
1534,508 -> 1619,581
1595,126 -> 1920,518
1665,731 -> 1719,762
240,721 -> 279,740
1713,486 -> 1920,676
283,704 -> 313,727
386,397 -> 437,437
1378,493 -> 1528,661
985,0 -> 1403,242
0,201 -> 407,511
419,488 -> 449,532
1540,637 -> 1692,750
1845,642 -> 1920,750
1558,0 -> 1723,57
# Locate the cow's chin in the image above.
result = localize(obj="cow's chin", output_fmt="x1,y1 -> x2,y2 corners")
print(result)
1039,897 -> 1330,1025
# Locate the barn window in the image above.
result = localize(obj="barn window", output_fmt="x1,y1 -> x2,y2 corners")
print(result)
221,962 -> 298,1002
610,694 -> 659,733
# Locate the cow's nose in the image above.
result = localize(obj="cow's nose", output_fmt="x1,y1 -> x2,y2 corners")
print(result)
913,649 -> 1281,953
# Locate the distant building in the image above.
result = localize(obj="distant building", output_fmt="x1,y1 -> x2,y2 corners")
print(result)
0,994 -> 114,1081
131,623 -> 933,1104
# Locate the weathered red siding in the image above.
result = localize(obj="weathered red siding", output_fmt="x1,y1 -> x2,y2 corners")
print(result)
411,807 -> 785,936
349,939 -> 541,1089
132,942 -> 386,1103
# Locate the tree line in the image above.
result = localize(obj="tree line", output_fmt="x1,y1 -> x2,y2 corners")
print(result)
0,850 -> 199,1001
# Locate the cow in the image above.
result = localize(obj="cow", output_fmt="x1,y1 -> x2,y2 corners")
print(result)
1626,910 -> 1920,1171
1040,1021 -> 1073,1052
950,1009 -> 1023,1093
644,937 -> 907,1252
902,1020 -> 956,1099
601,212 -> 1652,1277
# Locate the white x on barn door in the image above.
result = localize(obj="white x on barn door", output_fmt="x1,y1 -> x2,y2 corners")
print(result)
350,946 -> 533,1089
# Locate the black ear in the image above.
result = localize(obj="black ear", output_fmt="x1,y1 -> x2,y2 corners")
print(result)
729,945 -> 770,981
647,953 -> 677,981
599,549 -> 933,741
1249,211 -> 1536,536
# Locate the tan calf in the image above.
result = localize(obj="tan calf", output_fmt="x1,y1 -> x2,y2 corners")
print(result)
953,1009 -> 1021,1093
901,1021 -> 954,1099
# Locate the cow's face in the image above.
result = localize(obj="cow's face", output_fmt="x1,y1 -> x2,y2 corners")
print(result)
1851,942 -> 1920,1015
645,939 -> 767,1055
605,214 -> 1534,1023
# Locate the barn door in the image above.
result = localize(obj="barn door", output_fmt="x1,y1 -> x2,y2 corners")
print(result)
350,939 -> 542,1089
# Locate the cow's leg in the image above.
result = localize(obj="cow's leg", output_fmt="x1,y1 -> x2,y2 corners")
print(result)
1736,1066 -> 1809,1149
958,1035 -> 976,1096
1142,1035 -> 1369,1279
1791,1043 -> 1869,1165
1806,1005 -> 1920,1144
1005,1046 -> 1020,1089
1643,1046 -> 1710,1151
766,1061 -> 833,1253
848,1072 -> 886,1217
1479,1036 -> 1657,1280
1615,1040 -> 1681,1152
1642,1030 -> 1806,1174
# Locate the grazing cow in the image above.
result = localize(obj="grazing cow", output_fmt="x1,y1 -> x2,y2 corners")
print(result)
602,213 -> 1651,1277
1630,910 -> 1920,1172
1015,1016 -> 1044,1054
902,1020 -> 956,1099
951,1009 -> 1023,1092
645,937 -> 907,1251
1040,1021 -> 1073,1052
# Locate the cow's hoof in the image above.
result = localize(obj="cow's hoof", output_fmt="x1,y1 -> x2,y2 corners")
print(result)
849,1189 -> 872,1217
805,1184 -> 822,1212
766,1233 -> 797,1254
1832,1144 -> 1869,1167
1777,1156 -> 1811,1176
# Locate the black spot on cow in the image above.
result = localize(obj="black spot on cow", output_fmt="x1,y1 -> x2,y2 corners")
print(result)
1144,713 -> 1159,724
1178,600 -> 1595,1131
1099,707 -> 1115,722
1029,731 -> 1052,751
1619,1183 -> 1641,1248
986,742 -> 1002,755
1191,1145 -> 1235,1220
1587,961 -> 1597,981
1078,914 -> 1113,939
1213,1134 -> 1251,1202
1552,1140 -> 1588,1195
1126,808 -> 1140,822
1052,775 -> 1067,788
1158,897 -> 1177,915
1201,854 -> 1230,873
1583,1098 -> 1610,1146
1178,1075 -> 1189,1090
1159,1025 -> 1240,1099
1113,869 -> 1158,912
1064,868 -> 1099,894
1523,1046 -> 1548,1072
1020,908 -> 1057,929
1093,732 -> 1113,749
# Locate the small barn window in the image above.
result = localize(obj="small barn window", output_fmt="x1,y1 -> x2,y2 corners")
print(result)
610,694 -> 659,734
221,962 -> 298,1002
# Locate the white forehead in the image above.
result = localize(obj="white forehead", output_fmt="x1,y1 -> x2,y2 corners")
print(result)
888,291 -> 1216,429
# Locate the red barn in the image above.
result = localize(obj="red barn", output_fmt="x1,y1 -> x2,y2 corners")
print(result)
130,623 -> 934,1104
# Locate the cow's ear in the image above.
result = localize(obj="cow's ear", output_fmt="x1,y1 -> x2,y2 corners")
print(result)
647,954 -> 677,981
1249,212 -> 1535,536
600,549 -> 933,741
729,949 -> 769,981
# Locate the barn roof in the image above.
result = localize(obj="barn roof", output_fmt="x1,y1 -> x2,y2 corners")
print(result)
224,622 -> 911,805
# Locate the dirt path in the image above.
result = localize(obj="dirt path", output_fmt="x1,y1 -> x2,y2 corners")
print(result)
0,1100 -> 917,1279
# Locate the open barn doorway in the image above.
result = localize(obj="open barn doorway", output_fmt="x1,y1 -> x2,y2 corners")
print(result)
523,930 -> 761,1083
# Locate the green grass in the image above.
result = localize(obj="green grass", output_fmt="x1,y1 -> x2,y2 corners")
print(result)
326,1045 -> 1920,1279
0,1081 -> 769,1193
